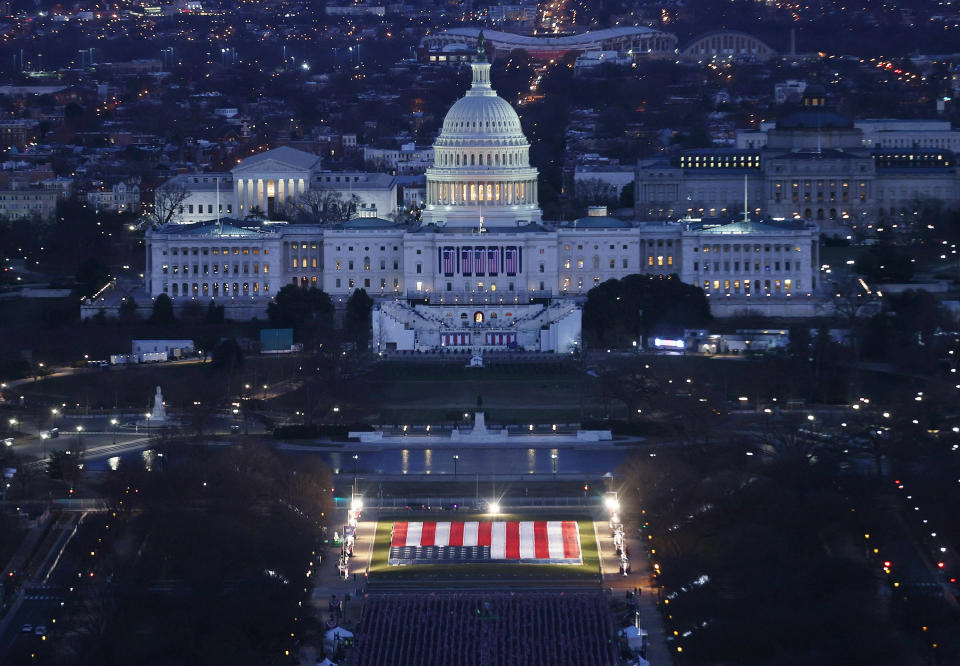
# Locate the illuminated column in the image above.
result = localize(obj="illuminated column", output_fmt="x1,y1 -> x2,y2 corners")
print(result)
236,179 -> 244,213
277,178 -> 285,204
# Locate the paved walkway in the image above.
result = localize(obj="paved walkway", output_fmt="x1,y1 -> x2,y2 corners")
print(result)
300,514 -> 376,664
595,520 -> 672,665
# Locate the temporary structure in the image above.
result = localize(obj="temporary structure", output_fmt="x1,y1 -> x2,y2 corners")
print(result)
323,626 -> 355,655
617,624 -> 648,652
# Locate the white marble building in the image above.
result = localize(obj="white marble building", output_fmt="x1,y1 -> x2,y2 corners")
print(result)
160,146 -> 399,225
140,37 -> 822,343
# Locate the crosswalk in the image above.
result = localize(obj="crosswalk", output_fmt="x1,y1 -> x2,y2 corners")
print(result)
23,587 -> 63,601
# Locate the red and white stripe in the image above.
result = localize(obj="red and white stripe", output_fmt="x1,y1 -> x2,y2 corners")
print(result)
390,521 -> 581,561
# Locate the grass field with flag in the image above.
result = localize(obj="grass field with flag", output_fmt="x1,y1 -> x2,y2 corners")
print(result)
367,512 -> 601,587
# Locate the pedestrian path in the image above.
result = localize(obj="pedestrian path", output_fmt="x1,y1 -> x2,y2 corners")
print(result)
595,520 -> 672,664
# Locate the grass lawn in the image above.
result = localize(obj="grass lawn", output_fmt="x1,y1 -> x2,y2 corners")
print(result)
367,512 -> 601,588
359,362 -> 620,424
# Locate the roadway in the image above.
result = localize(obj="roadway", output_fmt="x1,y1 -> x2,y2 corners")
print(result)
0,514 -> 82,661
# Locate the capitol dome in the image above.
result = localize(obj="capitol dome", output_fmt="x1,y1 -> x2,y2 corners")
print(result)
421,32 -> 542,228
440,95 -> 524,137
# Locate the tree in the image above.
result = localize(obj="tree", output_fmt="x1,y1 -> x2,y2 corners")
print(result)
118,298 -> 139,324
787,325 -> 811,361
205,300 -> 225,324
148,180 -> 190,227
149,294 -> 176,325
855,244 -> 915,283
75,256 -> 111,299
574,178 -> 619,207
346,288 -> 374,351
280,189 -> 360,223
211,338 -> 244,371
267,285 -> 334,331
582,274 -> 711,348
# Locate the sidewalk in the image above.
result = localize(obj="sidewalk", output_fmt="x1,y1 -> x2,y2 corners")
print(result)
595,521 -> 672,665
300,512 -> 376,663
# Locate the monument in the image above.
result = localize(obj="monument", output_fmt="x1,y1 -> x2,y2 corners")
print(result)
151,386 -> 168,422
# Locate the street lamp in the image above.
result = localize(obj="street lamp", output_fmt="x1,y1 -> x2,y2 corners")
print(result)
453,454 -> 459,478
551,453 -> 558,478
352,454 -> 359,492
75,425 -> 83,457
110,418 -> 119,445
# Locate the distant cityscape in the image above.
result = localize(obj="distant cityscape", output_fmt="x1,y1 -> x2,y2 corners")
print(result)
1,0 -> 960,663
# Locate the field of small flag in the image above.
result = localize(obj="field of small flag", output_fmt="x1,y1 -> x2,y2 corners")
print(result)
369,514 -> 600,585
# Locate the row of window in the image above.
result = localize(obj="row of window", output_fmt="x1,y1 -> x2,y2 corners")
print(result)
180,204 -> 233,215
334,258 -> 400,271
437,151 -> 524,167
167,247 -> 268,256
696,244 -> 801,253
332,244 -> 400,253
702,278 -> 799,293
695,261 -> 795,272
162,263 -> 271,275
331,277 -> 402,290
561,257 -> 637,269
164,282 -> 270,296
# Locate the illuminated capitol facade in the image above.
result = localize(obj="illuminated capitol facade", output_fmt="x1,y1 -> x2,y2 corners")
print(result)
141,36 -> 821,352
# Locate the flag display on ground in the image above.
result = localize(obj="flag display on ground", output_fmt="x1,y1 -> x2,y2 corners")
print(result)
388,521 -> 582,565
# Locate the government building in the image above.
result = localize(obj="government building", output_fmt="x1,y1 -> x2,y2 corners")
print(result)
635,85 -> 960,233
134,37 -> 821,352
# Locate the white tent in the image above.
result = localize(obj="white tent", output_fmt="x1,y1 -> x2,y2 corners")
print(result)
618,624 -> 648,652
316,659 -> 338,666
323,626 -> 355,655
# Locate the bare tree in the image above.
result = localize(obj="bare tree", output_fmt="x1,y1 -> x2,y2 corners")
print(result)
280,188 -> 360,223
147,180 -> 190,227
825,272 -> 881,399
573,177 -> 618,207
748,412 -> 820,461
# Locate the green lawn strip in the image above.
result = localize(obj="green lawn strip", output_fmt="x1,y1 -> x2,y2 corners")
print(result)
367,514 -> 601,587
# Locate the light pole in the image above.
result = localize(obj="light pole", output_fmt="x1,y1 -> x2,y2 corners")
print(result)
75,425 -> 83,459
453,454 -> 459,478
110,418 -> 118,445
551,453 -> 558,478
352,454 -> 359,494
8,418 -> 17,436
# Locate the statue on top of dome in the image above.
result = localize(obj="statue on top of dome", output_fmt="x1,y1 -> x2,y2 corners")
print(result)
476,30 -> 487,61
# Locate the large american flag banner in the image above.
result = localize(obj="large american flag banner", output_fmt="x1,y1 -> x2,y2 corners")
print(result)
473,248 -> 485,275
388,521 -> 581,566
505,247 -> 519,275
442,247 -> 456,276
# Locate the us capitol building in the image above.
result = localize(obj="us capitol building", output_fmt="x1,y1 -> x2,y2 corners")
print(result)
137,36 -> 820,353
